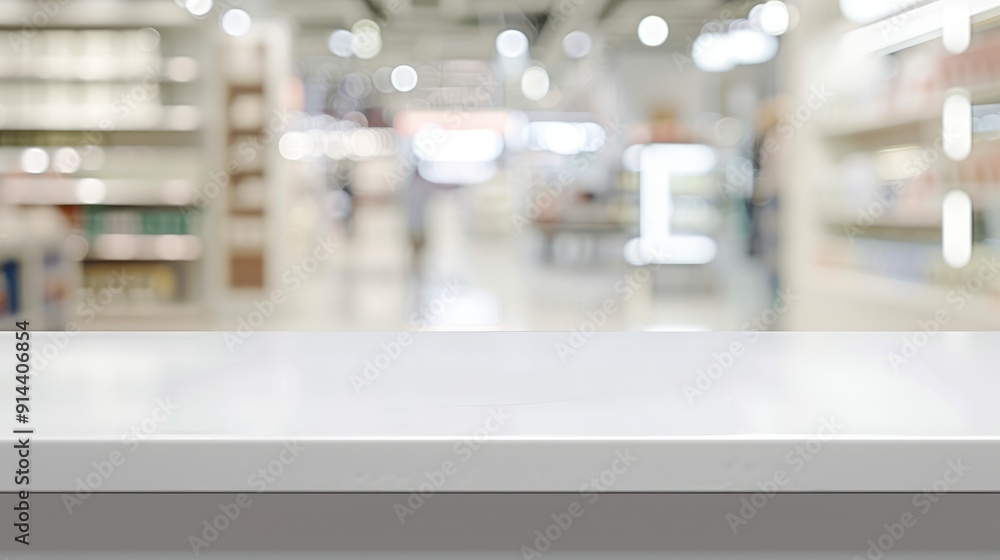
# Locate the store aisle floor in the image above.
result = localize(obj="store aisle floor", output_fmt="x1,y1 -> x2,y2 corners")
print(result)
89,193 -> 770,333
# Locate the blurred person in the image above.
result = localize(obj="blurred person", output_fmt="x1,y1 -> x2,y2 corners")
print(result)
748,97 -> 787,304
327,159 -> 356,237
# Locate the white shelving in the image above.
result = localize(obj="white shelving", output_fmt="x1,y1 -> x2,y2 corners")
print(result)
0,22 -> 213,321
786,3 -> 1000,330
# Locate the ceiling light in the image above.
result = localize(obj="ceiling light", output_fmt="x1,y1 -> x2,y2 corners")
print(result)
496,29 -> 529,58
20,148 -> 48,174
278,132 -> 314,161
351,19 -> 382,59
942,189 -> 973,269
526,122 -> 605,155
758,1 -> 790,35
692,33 -> 735,72
75,178 -> 107,204
521,66 -> 550,101
413,127 -> 505,162
943,91 -> 972,161
418,161 -> 498,185
328,30 -> 354,57
637,16 -> 669,47
220,9 -> 252,37
942,0 -> 971,54
728,28 -> 779,64
562,31 -> 592,58
184,0 -> 212,17
390,65 -> 418,92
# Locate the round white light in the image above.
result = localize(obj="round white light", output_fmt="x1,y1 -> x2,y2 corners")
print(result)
728,28 -> 778,64
521,66 -> 550,101
390,65 -> 418,92
220,9 -> 252,37
278,131 -> 314,161
328,29 -> 354,57
184,0 -> 213,17
562,31 -> 592,58
496,29 -> 529,58
759,1 -> 789,35
351,129 -> 380,159
352,19 -> 382,59
692,33 -> 735,72
20,148 -> 49,174
539,122 -> 585,155
637,15 -> 669,47
75,178 -> 107,204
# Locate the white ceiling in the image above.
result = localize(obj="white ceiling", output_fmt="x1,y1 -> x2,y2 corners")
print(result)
283,0 -> 746,60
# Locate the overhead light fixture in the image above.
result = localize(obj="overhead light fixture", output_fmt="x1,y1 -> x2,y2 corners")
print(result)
520,66 -> 550,101
220,9 -> 252,37
351,19 -> 382,59
390,65 -> 418,92
412,127 -> 504,162
942,189 -> 973,269
20,148 -> 49,174
562,31 -> 592,58
418,161 -> 498,185
278,131 -> 315,161
758,1 -> 790,36
624,144 -> 719,266
496,29 -> 529,58
692,33 -> 736,72
692,26 -> 777,71
637,15 -> 669,46
75,178 -> 107,205
943,0 -> 971,53
184,0 -> 213,17
728,28 -> 779,64
943,91 -> 972,161
524,122 -> 606,155
327,29 -> 354,57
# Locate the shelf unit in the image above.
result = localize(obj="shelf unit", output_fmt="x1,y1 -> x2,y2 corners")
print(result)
214,20 -> 293,295
0,21 -> 214,323
787,6 -> 1000,329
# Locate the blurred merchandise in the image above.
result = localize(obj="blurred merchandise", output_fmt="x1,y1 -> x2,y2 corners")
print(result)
0,0 -> 998,331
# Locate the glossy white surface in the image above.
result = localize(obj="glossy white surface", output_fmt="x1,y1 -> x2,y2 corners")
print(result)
3,331 -> 999,492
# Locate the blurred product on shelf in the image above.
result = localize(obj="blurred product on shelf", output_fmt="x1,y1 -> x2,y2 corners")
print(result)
0,0 -> 998,331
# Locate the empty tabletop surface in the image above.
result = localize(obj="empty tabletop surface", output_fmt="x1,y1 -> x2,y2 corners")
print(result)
4,331 -> 999,492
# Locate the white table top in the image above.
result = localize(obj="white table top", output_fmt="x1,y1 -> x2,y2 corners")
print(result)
4,331 -> 999,492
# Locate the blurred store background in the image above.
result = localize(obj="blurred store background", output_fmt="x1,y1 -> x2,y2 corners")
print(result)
1,0 -> 999,332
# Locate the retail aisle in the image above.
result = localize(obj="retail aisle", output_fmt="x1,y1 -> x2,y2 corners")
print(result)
89,192 -> 771,333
